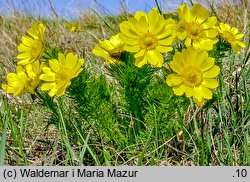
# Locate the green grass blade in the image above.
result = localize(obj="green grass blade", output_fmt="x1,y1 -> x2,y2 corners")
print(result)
0,119 -> 7,165
137,129 -> 153,166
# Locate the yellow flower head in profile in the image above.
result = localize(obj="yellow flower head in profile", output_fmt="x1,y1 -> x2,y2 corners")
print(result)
166,47 -> 220,105
17,22 -> 45,66
177,3 -> 218,50
119,8 -> 176,67
92,34 -> 125,64
2,61 -> 44,96
39,52 -> 84,97
217,23 -> 246,54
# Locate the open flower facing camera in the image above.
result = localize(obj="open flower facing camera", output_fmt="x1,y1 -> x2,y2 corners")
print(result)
166,47 -> 220,105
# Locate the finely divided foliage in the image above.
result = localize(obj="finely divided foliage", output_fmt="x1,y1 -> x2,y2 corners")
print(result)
0,2 -> 249,165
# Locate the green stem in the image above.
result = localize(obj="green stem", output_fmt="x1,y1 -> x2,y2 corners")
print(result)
154,0 -> 162,14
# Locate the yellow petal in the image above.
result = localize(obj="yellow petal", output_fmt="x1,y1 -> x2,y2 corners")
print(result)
21,36 -> 35,46
219,23 -> 227,31
120,21 -> 140,39
200,57 -> 215,72
194,85 -> 212,100
202,78 -> 219,89
42,67 -> 52,74
156,46 -> 173,53
66,52 -> 78,70
134,11 -> 147,21
99,39 -> 113,51
41,83 -> 56,91
178,4 -> 191,20
231,27 -> 239,35
166,74 -> 184,86
18,44 -> 30,52
236,41 -> 246,48
48,87 -> 58,97
58,53 -> 66,66
16,66 -> 26,75
135,56 -> 147,68
156,28 -> 172,40
26,64 -> 36,79
202,16 -> 217,29
184,38 -> 192,47
128,17 -> 145,35
49,59 -> 60,72
193,97 -> 205,106
146,50 -> 163,67
17,52 -> 31,59
56,85 -> 68,96
203,65 -> 220,78
158,36 -> 175,46
235,34 -> 244,39
205,29 -> 218,38
198,39 -> 217,50
92,46 -> 108,57
138,16 -> 148,31
184,86 -> 194,97
2,84 -> 8,92
170,53 -> 184,74
173,84 -> 186,96
230,44 -> 239,54
224,23 -> 231,30
39,73 -> 56,81
27,22 -> 43,39
119,33 -> 139,45
26,85 -> 35,94
124,45 -> 141,52
191,3 -> 209,23
191,49 -> 207,66
192,39 -> 202,49
134,49 -> 146,58
177,28 -> 188,40
71,68 -> 83,78
148,9 -> 164,34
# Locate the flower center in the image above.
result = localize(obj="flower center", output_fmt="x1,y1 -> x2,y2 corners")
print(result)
182,66 -> 203,87
139,33 -> 158,50
55,68 -> 71,85
186,22 -> 203,39
31,40 -> 43,58
223,31 -> 234,42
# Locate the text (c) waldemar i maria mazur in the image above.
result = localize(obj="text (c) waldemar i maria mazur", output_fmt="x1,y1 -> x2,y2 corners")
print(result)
75,169 -> 138,178
19,168 -> 138,178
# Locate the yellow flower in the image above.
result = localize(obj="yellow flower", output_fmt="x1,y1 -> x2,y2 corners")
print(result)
39,52 -> 84,97
26,60 -> 45,89
66,22 -> 79,32
17,22 -> 45,66
119,8 -> 176,67
166,47 -> 220,104
177,3 -> 218,50
2,66 -> 30,96
217,22 -> 246,54
92,34 -> 125,64
2,61 -> 44,96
